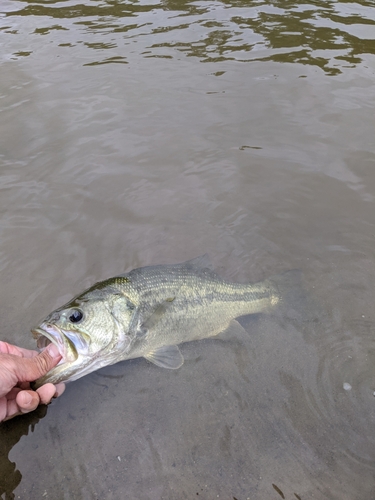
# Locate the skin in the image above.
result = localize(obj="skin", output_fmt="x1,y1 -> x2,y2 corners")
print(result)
0,341 -> 65,423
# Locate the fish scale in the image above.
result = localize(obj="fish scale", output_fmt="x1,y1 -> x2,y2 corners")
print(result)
32,256 -> 286,387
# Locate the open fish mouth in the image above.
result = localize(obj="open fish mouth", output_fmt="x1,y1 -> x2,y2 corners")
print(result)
32,324 -> 78,363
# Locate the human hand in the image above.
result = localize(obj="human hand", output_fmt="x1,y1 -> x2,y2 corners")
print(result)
0,341 -> 65,422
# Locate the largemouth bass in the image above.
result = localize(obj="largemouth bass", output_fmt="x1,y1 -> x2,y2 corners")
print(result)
32,256 -> 288,388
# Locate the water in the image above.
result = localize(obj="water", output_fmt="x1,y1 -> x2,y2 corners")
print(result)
0,0 -> 374,498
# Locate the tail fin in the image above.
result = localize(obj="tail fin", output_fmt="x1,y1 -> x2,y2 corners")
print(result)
267,270 -> 319,324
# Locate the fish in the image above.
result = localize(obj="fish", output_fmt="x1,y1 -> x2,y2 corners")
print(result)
31,255 -> 290,388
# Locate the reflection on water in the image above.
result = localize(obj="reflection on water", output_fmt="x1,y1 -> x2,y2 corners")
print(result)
0,0 -> 375,498
1,0 -> 375,73
0,406 -> 47,499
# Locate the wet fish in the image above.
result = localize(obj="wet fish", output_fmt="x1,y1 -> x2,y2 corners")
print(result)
32,256 -> 287,388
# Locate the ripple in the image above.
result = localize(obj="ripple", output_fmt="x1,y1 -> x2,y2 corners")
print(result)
2,0 -> 374,73
283,318 -> 375,476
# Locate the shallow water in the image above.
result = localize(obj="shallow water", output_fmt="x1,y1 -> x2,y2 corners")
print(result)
0,0 -> 375,498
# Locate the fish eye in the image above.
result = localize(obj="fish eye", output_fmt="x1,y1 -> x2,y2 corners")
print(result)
68,309 -> 84,323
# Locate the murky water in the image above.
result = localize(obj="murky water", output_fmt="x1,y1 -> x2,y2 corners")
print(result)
1,0 -> 374,498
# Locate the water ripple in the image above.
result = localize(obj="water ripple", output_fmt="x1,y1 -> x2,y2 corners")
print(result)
1,0 -> 374,72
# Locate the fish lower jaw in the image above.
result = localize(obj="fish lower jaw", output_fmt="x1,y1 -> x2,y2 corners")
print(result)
33,361 -> 76,388
34,356 -> 104,386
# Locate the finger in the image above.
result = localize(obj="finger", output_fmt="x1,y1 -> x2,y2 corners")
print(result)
16,390 -> 40,414
32,344 -> 62,376
17,348 -> 39,359
2,398 -> 23,421
0,341 -> 38,358
18,381 -> 31,390
0,341 -> 11,354
6,387 -> 22,399
54,383 -> 66,398
11,343 -> 62,383
36,383 -> 57,405
0,396 -> 8,422
0,389 -> 21,422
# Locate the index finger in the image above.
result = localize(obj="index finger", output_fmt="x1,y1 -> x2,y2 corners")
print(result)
0,341 -> 38,359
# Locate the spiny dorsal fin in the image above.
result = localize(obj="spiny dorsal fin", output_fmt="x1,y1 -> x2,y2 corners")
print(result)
183,254 -> 214,271
144,345 -> 184,369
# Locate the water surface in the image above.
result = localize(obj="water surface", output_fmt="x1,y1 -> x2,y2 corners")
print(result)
0,0 -> 375,499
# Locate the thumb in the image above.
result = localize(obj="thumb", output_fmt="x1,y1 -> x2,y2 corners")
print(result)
15,344 -> 62,382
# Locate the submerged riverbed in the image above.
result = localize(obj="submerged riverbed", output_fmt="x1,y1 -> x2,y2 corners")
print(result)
0,0 -> 374,498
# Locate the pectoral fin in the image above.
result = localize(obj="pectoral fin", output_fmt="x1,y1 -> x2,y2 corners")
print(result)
144,345 -> 184,369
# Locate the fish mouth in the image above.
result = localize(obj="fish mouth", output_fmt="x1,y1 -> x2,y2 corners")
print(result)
32,324 -> 78,363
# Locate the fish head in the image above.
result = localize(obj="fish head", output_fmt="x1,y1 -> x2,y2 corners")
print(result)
31,286 -> 136,387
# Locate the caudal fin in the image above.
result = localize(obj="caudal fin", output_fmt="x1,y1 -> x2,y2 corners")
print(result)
267,270 -> 319,324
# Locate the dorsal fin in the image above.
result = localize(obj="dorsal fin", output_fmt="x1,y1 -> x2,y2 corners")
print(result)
183,254 -> 214,271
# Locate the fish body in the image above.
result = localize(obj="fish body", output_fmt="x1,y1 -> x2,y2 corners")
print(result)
32,256 -> 281,387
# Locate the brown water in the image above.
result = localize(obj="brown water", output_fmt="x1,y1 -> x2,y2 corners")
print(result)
0,0 -> 375,498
